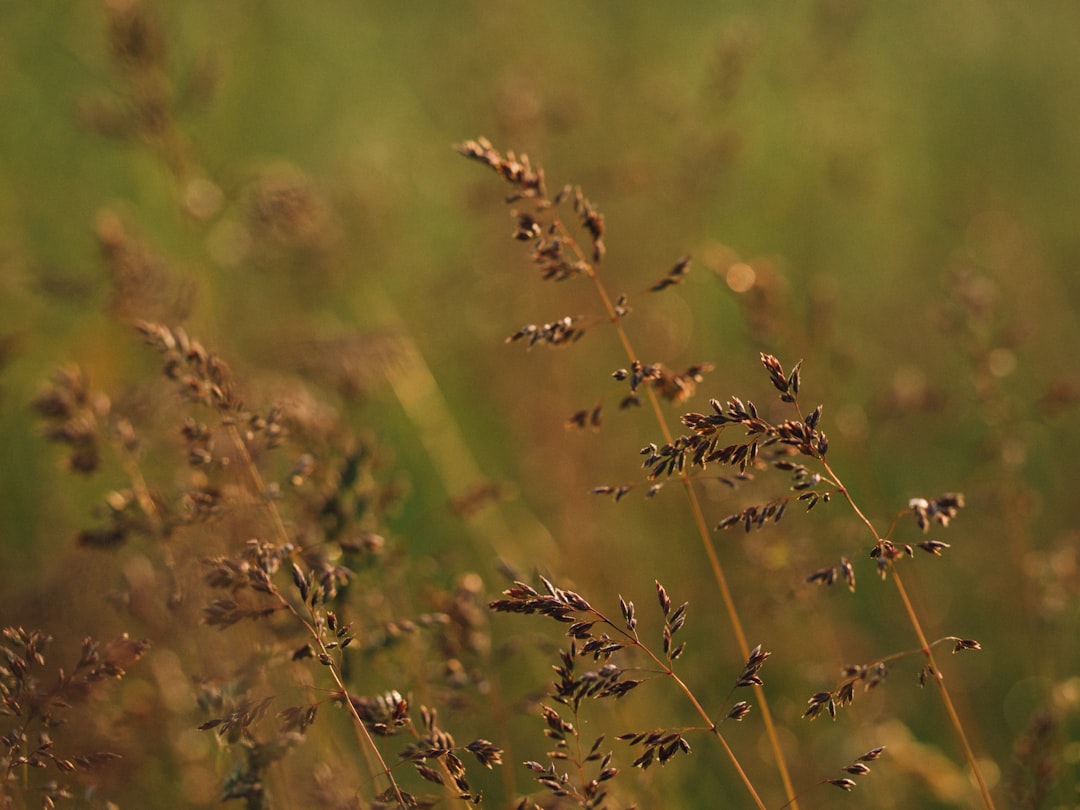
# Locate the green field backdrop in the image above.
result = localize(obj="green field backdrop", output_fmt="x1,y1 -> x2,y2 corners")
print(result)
1,3 -> 1078,808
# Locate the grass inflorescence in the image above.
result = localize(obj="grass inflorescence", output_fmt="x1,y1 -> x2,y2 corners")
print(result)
459,136 -> 998,809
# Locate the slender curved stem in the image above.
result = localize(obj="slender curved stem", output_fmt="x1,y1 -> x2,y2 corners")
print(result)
818,457 -> 996,810
577,252 -> 799,807
596,608 -> 767,810
224,422 -> 293,548
225,423 -> 409,807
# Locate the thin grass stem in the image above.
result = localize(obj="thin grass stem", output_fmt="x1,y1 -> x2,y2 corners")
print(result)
818,458 -> 996,810
225,423 -> 410,807
573,244 -> 799,809
592,607 -> 768,810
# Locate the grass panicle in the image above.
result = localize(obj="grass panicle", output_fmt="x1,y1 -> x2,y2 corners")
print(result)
461,138 -> 998,809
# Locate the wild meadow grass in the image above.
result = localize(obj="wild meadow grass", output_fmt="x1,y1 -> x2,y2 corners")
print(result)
3,3 -> 1080,809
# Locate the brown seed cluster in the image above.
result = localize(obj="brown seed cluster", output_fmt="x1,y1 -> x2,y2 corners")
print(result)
1,627 -> 148,807
806,557 -> 856,592
96,211 -> 194,322
402,706 -> 504,798
677,393 -> 825,476
649,255 -> 692,292
506,316 -> 586,349
135,321 -> 241,412
77,0 -> 215,183
909,493 -> 965,532
248,165 -> 335,250
653,363 -> 715,405
457,138 -> 611,282
804,661 -> 888,721
490,577 -> 592,623
568,403 -> 605,431
456,137 -> 546,200
619,728 -> 693,770
518,642 -> 626,805
735,644 -> 771,688
33,366 -> 112,475
822,747 -> 886,793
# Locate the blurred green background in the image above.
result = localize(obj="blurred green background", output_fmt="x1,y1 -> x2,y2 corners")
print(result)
1,2 -> 1078,808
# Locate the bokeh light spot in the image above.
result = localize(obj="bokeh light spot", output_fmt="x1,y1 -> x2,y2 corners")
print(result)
726,262 -> 756,293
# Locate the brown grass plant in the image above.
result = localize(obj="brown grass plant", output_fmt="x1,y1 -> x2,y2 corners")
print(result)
457,137 -> 998,809
28,318 -> 506,809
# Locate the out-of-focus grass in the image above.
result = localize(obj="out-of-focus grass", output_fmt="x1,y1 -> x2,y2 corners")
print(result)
1,2 -> 1078,807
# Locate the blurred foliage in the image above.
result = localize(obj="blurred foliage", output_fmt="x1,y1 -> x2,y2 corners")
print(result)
1,1 -> 1079,808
